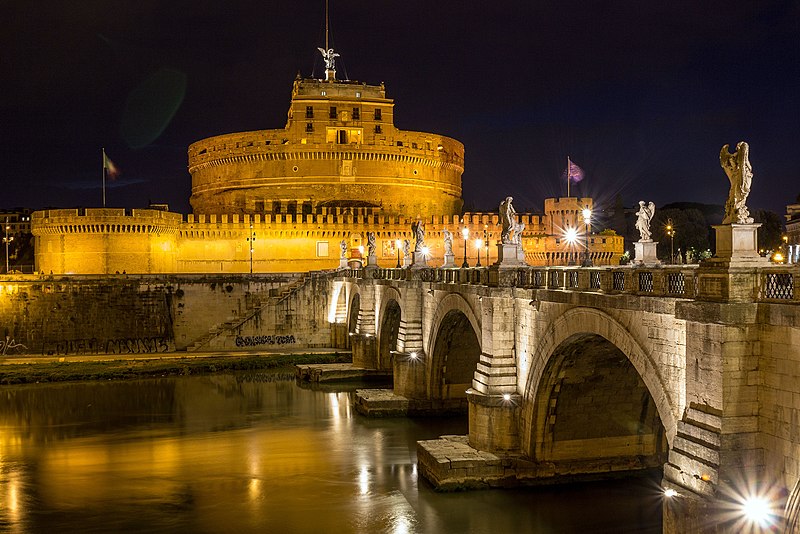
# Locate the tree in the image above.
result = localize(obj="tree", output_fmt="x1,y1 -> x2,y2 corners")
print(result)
753,209 -> 784,252
651,208 -> 710,262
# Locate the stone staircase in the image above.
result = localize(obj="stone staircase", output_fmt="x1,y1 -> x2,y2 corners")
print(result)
185,274 -> 310,352
664,403 -> 722,497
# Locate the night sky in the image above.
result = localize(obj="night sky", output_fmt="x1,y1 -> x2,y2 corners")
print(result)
2,1 -> 798,218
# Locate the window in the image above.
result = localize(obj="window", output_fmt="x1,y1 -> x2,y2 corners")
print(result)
316,241 -> 329,257
355,91 -> 361,98
287,201 -> 297,214
397,141 -> 403,147
306,122 -> 313,132
374,108 -> 382,121
302,202 -> 312,215
411,142 -> 417,149
374,125 -> 382,134
254,201 -> 265,212
338,130 -> 348,144
329,106 -> 337,119
353,107 -> 360,120
305,106 -> 314,118
321,90 -> 327,96
272,201 -> 282,214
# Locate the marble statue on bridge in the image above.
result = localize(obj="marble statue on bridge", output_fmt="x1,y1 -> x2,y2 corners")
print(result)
635,201 -> 656,242
720,141 -> 754,225
499,196 -> 517,244
412,220 -> 426,252
367,232 -> 377,258
339,239 -> 347,259
443,229 -> 454,256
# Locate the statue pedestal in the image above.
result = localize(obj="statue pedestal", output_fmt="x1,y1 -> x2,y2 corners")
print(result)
710,224 -> 765,263
410,251 -> 428,269
366,254 -> 378,268
442,253 -> 456,268
338,257 -> 349,269
634,240 -> 660,266
402,255 -> 412,268
494,243 -> 525,268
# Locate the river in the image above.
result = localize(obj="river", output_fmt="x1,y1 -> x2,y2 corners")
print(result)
0,371 -> 662,533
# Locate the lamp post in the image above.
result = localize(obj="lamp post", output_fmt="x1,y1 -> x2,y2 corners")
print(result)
246,225 -> 256,274
666,218 -> 674,264
475,238 -> 483,267
484,227 -> 489,265
395,239 -> 402,268
581,207 -> 593,267
3,219 -> 13,274
461,227 -> 469,268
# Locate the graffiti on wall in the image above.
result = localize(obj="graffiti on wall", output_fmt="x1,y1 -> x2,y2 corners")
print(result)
0,336 -> 27,356
235,334 -> 296,347
41,337 -> 172,356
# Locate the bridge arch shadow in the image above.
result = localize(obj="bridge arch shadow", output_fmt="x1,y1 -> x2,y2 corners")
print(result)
428,295 -> 481,401
347,292 -> 360,335
521,307 -> 680,476
377,288 -> 402,371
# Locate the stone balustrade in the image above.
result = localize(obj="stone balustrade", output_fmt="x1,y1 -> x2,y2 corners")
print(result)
343,264 -> 798,303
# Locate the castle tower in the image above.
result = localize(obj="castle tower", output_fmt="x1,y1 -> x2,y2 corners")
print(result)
188,50 -> 464,218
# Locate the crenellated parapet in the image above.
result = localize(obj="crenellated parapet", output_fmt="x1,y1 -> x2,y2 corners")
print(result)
32,208 -> 182,236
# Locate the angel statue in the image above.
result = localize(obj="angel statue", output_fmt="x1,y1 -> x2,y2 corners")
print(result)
402,239 -> 411,259
635,201 -> 655,242
367,232 -> 376,257
317,47 -> 340,71
720,142 -> 754,224
443,229 -> 454,256
412,220 -> 426,252
339,239 -> 347,259
499,196 -> 517,244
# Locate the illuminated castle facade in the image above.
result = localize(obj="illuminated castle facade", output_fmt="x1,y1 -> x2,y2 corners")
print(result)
32,56 -> 623,274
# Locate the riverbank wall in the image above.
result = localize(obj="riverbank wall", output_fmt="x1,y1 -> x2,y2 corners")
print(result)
0,272 -> 335,356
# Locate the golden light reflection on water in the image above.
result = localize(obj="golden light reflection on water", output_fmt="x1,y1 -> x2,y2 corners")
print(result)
0,374 -> 660,533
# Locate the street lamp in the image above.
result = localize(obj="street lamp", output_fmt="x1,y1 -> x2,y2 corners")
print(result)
564,227 -> 578,265
246,225 -> 256,274
581,207 -> 593,267
666,218 -> 674,264
475,238 -> 483,267
484,226 -> 489,265
395,238 -> 402,268
461,226 -> 469,268
3,219 -> 13,274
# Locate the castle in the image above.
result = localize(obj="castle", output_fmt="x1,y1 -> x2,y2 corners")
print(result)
31,50 -> 623,274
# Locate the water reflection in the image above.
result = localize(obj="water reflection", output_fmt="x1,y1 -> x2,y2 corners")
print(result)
0,372 -> 661,533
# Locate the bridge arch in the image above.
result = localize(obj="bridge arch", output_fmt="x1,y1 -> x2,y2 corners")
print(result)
521,307 -> 682,460
347,290 -> 361,335
427,293 -> 482,400
376,286 -> 402,371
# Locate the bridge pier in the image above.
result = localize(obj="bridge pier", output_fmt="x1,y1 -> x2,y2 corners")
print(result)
467,390 -> 521,452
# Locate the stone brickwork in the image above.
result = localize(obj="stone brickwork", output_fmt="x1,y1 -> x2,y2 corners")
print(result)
335,264 -> 800,531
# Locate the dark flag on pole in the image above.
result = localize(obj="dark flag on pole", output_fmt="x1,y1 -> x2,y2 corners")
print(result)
103,150 -> 120,180
562,157 -> 585,197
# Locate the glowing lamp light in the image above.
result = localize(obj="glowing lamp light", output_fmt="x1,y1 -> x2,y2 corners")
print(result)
564,227 -> 578,244
409,351 -> 418,360
358,245 -> 365,255
664,488 -> 678,498
420,246 -> 430,258
475,238 -> 483,249
502,393 -> 511,401
742,496 -> 772,527
395,239 -> 402,248
581,208 -> 592,224
461,227 -> 469,240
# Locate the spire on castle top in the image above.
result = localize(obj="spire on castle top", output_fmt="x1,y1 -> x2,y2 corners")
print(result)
318,0 -> 338,81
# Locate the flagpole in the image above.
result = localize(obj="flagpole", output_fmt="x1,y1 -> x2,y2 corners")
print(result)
566,156 -> 570,198
102,148 -> 106,207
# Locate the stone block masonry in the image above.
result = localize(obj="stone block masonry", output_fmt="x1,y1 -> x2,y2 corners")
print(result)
0,272 -> 337,356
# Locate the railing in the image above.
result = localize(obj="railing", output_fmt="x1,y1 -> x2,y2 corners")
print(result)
338,264 -> 800,303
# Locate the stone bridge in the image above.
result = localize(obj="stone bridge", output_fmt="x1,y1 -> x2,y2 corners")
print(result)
328,261 -> 800,533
